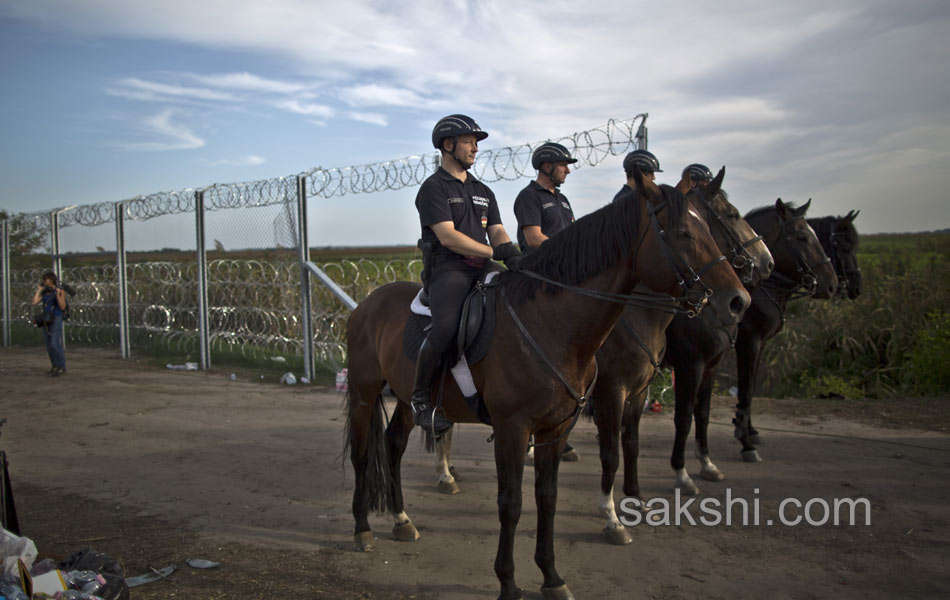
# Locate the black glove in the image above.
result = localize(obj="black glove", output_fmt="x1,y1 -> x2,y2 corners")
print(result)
492,241 -> 520,261
504,254 -> 524,272
492,242 -> 523,271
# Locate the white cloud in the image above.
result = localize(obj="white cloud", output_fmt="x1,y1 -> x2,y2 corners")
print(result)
339,84 -> 424,108
205,155 -> 267,167
107,77 -> 237,103
348,112 -> 388,127
123,109 -> 205,151
273,99 -> 335,118
185,72 -> 312,94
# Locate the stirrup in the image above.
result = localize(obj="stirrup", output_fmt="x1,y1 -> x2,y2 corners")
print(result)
411,400 -> 452,434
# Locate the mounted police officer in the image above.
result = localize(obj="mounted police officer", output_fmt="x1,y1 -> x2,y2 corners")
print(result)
513,142 -> 578,252
682,163 -> 714,189
513,141 -> 582,460
613,149 -> 663,202
413,114 -> 522,434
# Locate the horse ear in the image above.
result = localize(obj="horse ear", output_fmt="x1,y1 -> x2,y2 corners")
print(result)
632,165 -> 660,200
798,198 -> 812,215
675,171 -> 690,195
707,167 -> 725,196
774,198 -> 788,218
641,172 -> 661,200
847,209 -> 860,223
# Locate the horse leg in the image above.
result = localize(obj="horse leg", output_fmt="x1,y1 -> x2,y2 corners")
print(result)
621,390 -> 646,501
594,387 -> 633,546
386,400 -> 421,541
493,426 -> 530,600
347,383 -> 390,552
671,365 -> 701,495
435,428 -> 461,495
533,433 -> 574,600
735,331 -> 764,462
694,372 -> 725,482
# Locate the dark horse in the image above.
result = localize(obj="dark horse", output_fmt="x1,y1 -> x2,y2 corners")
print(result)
345,170 -> 750,599
732,207 -> 860,460
588,168 -> 774,544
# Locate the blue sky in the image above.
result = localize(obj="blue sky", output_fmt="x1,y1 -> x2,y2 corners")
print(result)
1,0 -> 949,250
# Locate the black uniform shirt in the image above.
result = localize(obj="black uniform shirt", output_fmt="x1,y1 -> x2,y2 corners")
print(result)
416,168 -> 502,253
513,180 -> 575,251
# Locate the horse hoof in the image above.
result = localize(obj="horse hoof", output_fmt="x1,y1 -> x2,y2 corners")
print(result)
541,583 -> 576,600
393,522 -> 420,541
449,465 -> 461,481
675,481 -> 700,496
747,434 -> 762,445
561,448 -> 580,462
742,449 -> 763,463
604,526 -> 633,546
699,465 -> 725,482
438,479 -> 461,495
354,531 -> 375,552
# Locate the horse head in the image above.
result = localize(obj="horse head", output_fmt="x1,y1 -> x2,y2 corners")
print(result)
832,210 -> 862,299
685,166 -> 774,287
749,198 -> 837,299
632,166 -> 750,326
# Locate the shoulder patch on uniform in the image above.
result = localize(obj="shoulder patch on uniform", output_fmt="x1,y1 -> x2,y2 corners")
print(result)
542,202 -> 556,209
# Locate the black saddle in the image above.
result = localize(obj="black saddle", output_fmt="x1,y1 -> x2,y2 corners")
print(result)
402,275 -> 498,366
402,275 -> 500,425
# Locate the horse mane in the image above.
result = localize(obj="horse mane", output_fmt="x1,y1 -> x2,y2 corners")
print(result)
502,184 -> 686,304
808,216 -> 835,247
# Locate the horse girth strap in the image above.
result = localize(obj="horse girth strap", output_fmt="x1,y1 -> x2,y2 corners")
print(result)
501,286 -> 598,407
619,316 -> 661,371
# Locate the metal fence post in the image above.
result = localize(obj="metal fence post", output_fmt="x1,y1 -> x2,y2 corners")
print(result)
1,219 -> 10,347
296,176 -> 314,382
49,210 -> 65,351
636,113 -> 649,150
50,210 -> 62,277
115,202 -> 130,359
195,190 -> 211,369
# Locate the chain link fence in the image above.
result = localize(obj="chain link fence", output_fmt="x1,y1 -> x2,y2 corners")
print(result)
1,115 -> 647,382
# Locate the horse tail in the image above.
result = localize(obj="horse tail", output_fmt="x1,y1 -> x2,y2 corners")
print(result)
344,390 -> 393,514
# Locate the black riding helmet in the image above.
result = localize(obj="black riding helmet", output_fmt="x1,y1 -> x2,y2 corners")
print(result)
531,142 -> 578,170
682,163 -> 714,182
431,114 -> 489,150
623,149 -> 663,175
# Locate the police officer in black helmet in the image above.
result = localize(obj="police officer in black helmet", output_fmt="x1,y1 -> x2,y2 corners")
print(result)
613,149 -> 663,202
513,142 -> 578,252
682,163 -> 714,189
413,114 -> 522,434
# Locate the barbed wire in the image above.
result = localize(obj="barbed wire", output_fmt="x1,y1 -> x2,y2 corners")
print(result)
7,115 -> 646,230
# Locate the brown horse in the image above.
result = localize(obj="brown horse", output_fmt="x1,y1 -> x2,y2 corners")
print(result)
345,169 -> 750,600
731,207 -> 858,461
588,169 -> 774,544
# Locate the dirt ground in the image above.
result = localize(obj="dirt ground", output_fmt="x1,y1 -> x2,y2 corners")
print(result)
2,346 -> 949,599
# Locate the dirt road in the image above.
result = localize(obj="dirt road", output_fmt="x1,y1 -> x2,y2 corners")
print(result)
2,347 -> 948,599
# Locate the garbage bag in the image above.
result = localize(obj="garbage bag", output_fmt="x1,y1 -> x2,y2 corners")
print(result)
58,547 -> 129,600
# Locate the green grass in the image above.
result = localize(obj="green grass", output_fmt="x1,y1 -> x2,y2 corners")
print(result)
757,232 -> 950,398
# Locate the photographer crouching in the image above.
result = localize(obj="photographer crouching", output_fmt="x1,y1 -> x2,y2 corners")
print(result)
31,271 -> 68,376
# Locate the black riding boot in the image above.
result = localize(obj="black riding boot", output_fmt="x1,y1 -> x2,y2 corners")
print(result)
411,338 -> 453,434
